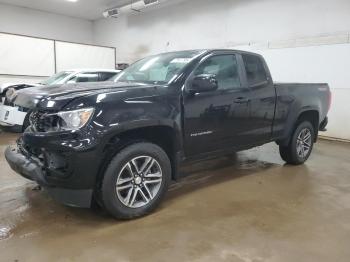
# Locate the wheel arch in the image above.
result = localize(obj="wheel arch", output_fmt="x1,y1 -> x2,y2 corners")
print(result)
95,125 -> 181,193
297,110 -> 319,139
277,109 -> 319,146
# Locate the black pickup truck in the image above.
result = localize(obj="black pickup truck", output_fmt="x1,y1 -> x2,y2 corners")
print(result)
5,49 -> 330,219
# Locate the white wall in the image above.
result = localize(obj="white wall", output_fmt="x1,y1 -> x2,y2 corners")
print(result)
234,43 -> 350,141
0,32 -> 117,80
0,33 -> 55,76
55,41 -> 116,71
93,0 -> 350,140
93,0 -> 350,62
0,3 -> 94,85
0,3 -> 93,43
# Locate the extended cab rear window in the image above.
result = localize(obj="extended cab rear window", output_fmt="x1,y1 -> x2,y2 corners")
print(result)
242,54 -> 267,86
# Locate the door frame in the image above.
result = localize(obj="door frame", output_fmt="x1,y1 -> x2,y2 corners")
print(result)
184,50 -> 248,91
181,50 -> 251,158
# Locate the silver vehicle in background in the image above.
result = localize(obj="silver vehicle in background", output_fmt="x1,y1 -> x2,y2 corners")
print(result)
0,69 -> 120,131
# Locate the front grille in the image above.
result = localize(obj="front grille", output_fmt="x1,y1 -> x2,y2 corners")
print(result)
29,111 -> 58,132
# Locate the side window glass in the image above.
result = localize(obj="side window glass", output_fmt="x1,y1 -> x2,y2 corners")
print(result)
242,54 -> 267,86
70,72 -> 99,83
100,72 -> 117,81
194,55 -> 241,90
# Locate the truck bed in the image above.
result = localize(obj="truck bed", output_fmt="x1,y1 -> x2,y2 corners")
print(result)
272,82 -> 330,140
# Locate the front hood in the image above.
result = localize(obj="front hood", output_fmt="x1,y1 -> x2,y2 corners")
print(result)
14,81 -> 161,110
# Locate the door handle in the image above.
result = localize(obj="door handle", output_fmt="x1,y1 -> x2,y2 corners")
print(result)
233,97 -> 250,104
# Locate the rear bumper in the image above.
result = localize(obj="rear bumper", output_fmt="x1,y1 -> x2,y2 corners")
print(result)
5,145 -> 93,208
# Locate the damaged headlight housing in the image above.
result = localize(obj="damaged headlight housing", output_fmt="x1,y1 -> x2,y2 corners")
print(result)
57,108 -> 94,131
34,108 -> 94,132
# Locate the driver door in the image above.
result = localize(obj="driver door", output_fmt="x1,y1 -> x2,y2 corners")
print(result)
183,53 -> 251,157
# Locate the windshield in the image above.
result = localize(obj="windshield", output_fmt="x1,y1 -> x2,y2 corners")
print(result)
112,50 -> 204,85
39,71 -> 74,85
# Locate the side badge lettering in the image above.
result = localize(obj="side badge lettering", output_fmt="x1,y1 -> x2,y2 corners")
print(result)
190,131 -> 213,137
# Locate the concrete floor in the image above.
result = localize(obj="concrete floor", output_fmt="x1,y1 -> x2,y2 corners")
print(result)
0,132 -> 350,262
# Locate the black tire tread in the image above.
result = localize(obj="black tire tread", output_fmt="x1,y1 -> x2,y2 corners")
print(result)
279,121 -> 315,165
101,142 -> 171,220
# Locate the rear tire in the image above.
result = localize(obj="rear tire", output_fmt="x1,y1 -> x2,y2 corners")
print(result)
101,142 -> 171,219
279,121 -> 315,165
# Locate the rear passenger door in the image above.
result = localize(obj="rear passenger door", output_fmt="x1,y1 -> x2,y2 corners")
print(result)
241,54 -> 276,143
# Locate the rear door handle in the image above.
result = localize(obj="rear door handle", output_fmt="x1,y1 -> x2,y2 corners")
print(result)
234,97 -> 250,104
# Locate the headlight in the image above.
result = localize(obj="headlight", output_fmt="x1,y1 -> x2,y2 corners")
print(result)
33,108 -> 94,132
57,108 -> 94,131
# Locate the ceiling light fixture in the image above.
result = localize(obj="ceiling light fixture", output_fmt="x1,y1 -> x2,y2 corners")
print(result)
66,0 -> 79,3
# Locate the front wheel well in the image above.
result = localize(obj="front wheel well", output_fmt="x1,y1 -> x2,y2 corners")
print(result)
96,126 -> 178,190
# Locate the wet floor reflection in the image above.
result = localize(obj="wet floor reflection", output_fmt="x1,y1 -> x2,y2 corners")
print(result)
0,131 -> 282,241
1,130 -> 350,262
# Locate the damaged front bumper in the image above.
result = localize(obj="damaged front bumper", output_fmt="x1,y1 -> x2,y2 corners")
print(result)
5,145 -> 46,184
5,144 -> 93,208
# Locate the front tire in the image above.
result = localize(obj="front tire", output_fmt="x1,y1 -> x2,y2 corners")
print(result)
101,142 -> 171,219
279,121 -> 315,165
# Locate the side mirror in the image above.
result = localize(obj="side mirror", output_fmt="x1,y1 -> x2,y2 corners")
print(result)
189,74 -> 218,93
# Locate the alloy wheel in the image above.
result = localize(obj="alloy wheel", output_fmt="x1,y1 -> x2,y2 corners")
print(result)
116,156 -> 163,208
296,128 -> 312,159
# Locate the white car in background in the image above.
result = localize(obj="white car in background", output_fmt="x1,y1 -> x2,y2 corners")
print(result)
0,69 -> 120,132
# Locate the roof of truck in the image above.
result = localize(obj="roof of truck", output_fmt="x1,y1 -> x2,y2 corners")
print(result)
154,49 -> 262,57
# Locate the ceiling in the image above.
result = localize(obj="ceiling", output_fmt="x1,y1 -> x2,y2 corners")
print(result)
0,0 -> 133,20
